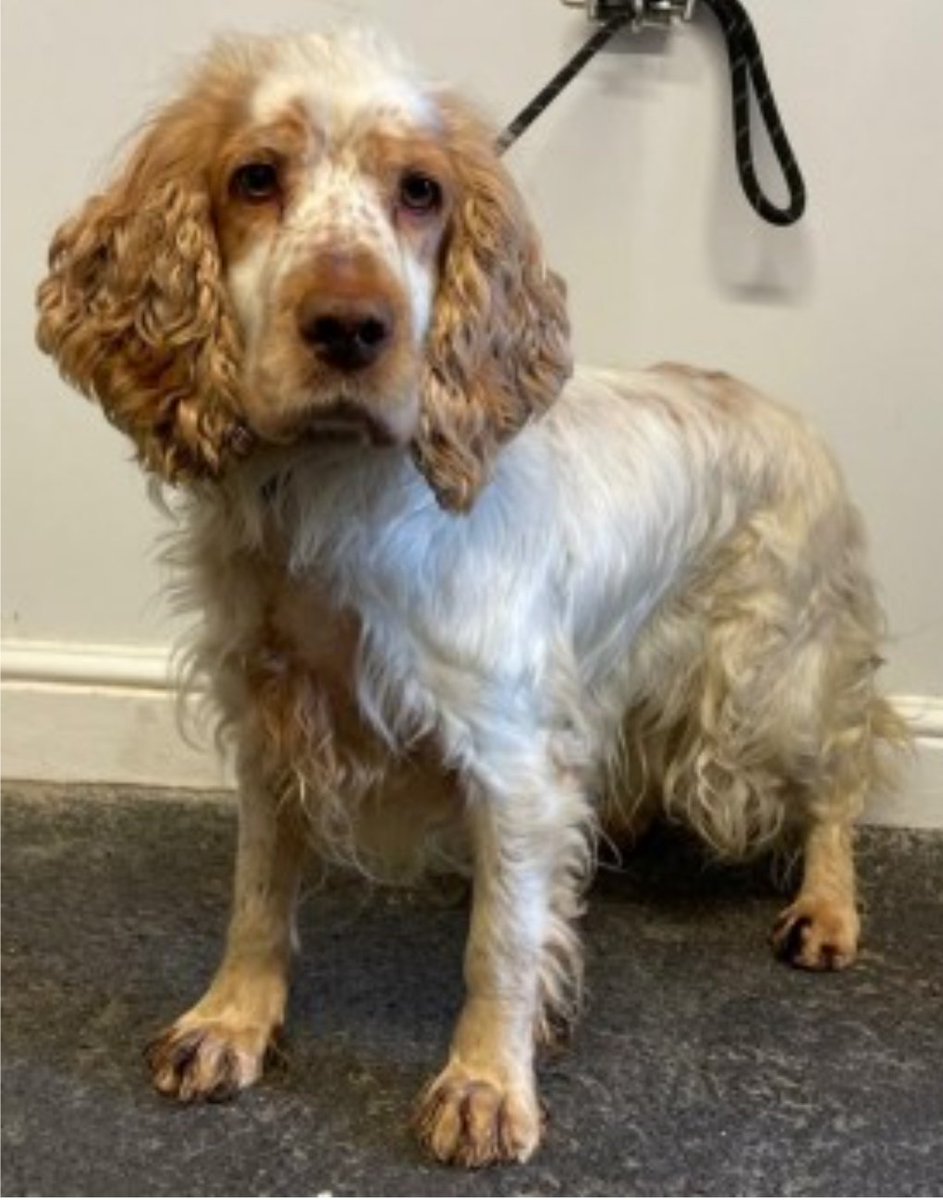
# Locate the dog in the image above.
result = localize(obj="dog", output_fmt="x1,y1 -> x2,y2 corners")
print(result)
36,29 -> 904,1167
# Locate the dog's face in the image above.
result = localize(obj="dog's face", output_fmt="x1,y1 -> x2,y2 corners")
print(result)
37,32 -> 572,510
218,38 -> 452,450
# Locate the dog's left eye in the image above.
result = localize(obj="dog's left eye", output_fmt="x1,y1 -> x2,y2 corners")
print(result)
399,172 -> 442,214
231,162 -> 280,203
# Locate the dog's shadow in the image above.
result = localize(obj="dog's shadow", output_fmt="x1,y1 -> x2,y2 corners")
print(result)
593,821 -> 786,908
285,820 -> 787,1052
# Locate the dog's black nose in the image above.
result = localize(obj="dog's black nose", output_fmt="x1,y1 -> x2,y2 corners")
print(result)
298,299 -> 394,371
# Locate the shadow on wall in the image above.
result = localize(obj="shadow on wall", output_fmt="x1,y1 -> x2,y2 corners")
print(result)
583,15 -> 816,305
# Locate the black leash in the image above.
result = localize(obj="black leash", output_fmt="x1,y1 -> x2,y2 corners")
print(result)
496,0 -> 806,226
495,14 -> 630,155
700,0 -> 806,225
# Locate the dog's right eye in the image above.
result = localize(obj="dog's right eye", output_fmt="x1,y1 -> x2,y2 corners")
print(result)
231,162 -> 280,203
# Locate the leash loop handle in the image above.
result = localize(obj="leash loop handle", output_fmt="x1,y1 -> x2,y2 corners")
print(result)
701,0 -> 806,225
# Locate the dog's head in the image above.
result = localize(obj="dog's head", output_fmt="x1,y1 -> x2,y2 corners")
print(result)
36,31 -> 571,511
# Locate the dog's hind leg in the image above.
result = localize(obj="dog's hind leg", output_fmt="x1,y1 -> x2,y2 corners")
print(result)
770,681 -> 905,970
772,814 -> 861,970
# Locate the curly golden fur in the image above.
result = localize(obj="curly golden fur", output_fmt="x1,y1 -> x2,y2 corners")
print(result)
35,69 -> 254,480
415,98 -> 571,511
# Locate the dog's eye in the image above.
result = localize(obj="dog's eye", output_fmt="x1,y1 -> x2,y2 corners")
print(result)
231,162 -> 280,203
399,172 -> 442,214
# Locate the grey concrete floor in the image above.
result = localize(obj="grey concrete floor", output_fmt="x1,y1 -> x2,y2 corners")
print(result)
2,782 -> 942,1197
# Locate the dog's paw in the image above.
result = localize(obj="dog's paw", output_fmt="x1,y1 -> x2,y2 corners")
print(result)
772,897 -> 860,971
415,1064 -> 543,1167
145,1014 -> 275,1103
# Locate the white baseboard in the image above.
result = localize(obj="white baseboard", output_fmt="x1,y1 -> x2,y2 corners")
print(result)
1,640 -> 232,790
2,640 -> 942,828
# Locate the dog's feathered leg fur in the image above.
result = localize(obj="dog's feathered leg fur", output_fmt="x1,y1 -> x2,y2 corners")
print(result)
415,754 -> 592,1166
146,756 -> 307,1099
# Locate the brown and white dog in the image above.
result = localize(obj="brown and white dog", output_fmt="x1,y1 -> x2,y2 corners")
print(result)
37,30 -> 903,1167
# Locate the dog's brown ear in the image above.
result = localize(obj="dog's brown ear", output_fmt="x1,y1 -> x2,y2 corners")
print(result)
36,102 -> 249,482
413,99 -> 572,513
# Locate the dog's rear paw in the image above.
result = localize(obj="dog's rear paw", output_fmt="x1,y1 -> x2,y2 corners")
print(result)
772,898 -> 860,971
415,1065 -> 543,1167
145,1015 -> 274,1102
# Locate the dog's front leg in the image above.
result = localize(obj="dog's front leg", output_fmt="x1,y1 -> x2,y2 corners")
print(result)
146,760 -> 307,1101
416,754 -> 589,1167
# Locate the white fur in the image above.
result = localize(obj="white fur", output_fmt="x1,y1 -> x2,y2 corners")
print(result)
251,31 -> 438,134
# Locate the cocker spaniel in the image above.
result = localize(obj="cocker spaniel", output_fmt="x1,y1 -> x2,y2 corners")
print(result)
37,30 -> 903,1167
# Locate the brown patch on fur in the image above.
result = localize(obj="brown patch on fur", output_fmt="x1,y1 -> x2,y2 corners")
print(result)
232,570 -> 460,878
654,362 -> 749,417
212,99 -> 320,265
243,582 -> 374,785
655,361 -> 739,388
412,96 -> 572,512
356,127 -> 454,262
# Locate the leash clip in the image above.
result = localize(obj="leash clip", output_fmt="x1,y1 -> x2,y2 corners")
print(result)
561,0 -> 695,31
562,0 -> 697,31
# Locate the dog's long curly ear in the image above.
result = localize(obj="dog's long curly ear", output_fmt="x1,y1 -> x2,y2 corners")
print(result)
413,99 -> 572,513
36,101 -> 249,482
